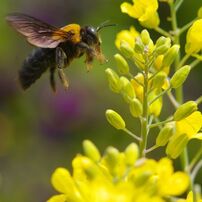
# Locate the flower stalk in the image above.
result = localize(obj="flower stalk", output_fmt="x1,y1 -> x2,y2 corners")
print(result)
139,69 -> 149,157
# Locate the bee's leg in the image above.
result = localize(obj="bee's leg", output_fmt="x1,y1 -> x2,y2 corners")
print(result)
50,65 -> 56,93
77,42 -> 95,72
56,47 -> 69,90
94,44 -> 108,64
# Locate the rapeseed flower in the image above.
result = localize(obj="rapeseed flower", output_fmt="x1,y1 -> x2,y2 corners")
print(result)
47,141 -> 189,202
131,73 -> 163,116
166,111 -> 202,159
177,191 -> 202,202
121,0 -> 160,28
115,26 -> 139,49
185,19 -> 202,54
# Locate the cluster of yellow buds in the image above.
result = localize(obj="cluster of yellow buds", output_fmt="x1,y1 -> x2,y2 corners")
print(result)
106,29 -> 190,120
47,140 -> 189,202
104,28 -> 202,159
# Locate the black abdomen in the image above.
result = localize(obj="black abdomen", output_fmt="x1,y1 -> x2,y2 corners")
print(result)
19,48 -> 55,90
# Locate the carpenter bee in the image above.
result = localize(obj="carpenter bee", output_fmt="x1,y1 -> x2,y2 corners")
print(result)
6,13 -> 115,92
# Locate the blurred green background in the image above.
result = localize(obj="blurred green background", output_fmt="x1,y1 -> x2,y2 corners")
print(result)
0,0 -> 201,201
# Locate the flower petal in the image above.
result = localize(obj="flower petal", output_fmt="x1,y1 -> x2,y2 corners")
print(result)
185,19 -> 202,54
51,167 -> 74,194
176,111 -> 202,138
47,194 -> 66,202
191,133 -> 202,140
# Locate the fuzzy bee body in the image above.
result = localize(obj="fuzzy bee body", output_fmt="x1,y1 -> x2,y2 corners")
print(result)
6,13 -> 113,91
20,48 -> 55,89
20,41 -> 85,90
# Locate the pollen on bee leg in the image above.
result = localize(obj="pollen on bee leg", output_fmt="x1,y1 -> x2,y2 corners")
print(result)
85,62 -> 93,72
97,53 -> 108,64
58,68 -> 69,90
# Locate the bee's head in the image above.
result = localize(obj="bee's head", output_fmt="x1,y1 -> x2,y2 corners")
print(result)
81,26 -> 100,46
81,22 -> 116,46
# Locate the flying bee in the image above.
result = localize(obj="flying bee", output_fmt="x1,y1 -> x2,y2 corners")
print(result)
6,13 -> 115,92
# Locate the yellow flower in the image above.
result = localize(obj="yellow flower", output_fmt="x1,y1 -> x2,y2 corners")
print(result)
185,19 -> 202,54
47,141 -> 189,202
131,73 -> 164,116
177,191 -> 202,202
148,89 -> 163,117
176,111 -> 202,139
154,55 -> 170,75
115,26 -> 139,49
166,111 -> 202,159
121,0 -> 160,28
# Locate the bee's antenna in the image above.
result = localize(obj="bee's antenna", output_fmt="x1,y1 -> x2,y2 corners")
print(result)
97,20 -> 117,32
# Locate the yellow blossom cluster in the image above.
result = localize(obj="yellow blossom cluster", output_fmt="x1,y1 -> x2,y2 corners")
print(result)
47,141 -> 189,202
186,19 -> 202,54
177,191 -> 202,202
166,110 -> 202,158
121,0 -> 160,28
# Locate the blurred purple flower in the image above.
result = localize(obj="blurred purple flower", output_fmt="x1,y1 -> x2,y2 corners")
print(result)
38,84 -> 97,139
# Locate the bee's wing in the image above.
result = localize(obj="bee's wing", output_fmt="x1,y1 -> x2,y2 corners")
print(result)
6,13 -> 74,48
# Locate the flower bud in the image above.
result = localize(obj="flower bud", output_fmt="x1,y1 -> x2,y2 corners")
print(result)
114,53 -> 129,75
83,140 -> 101,162
155,44 -> 170,55
166,134 -> 189,159
51,168 -> 77,195
174,101 -> 198,121
103,146 -> 124,177
198,7 -> 202,18
152,71 -> 167,89
124,143 -> 139,166
105,146 -> 120,168
156,36 -> 170,47
105,109 -> 126,130
120,41 -> 135,58
105,68 -> 121,93
134,37 -> 144,54
129,98 -> 143,117
141,29 -> 151,46
162,45 -> 180,67
170,65 -> 191,88
155,37 -> 171,55
120,76 -> 136,103
81,157 -> 99,179
156,124 -> 174,146
133,171 -> 152,186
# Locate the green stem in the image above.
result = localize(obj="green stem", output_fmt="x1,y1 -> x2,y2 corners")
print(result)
191,160 -> 202,181
189,144 -> 202,171
174,0 -> 184,11
169,3 -> 192,184
145,145 -> 159,154
139,70 -> 149,157
149,87 -> 171,105
195,96 -> 202,105
179,19 -> 195,35
167,91 -> 179,109
155,27 -> 172,38
123,128 -> 142,142
149,118 -> 173,129
177,54 -> 190,69
190,59 -> 200,70
169,1 -> 183,103
154,117 -> 163,129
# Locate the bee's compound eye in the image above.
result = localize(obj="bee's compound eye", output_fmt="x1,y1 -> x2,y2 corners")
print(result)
85,26 -> 98,44
86,27 -> 97,36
